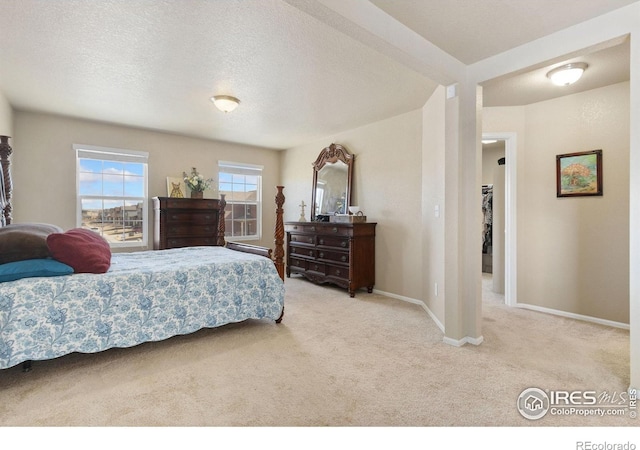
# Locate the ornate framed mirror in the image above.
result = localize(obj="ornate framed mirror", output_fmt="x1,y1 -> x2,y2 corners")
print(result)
311,143 -> 354,221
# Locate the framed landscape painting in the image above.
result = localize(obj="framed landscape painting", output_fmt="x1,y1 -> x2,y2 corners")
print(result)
556,150 -> 603,197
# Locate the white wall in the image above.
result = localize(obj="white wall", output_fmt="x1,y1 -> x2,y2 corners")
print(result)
281,109 -> 424,300
12,111 -> 282,250
484,82 -> 630,324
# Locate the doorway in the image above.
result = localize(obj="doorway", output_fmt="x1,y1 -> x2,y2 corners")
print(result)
482,132 -> 517,307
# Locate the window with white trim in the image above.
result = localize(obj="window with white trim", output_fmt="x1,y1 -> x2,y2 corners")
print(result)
218,161 -> 262,241
75,145 -> 149,248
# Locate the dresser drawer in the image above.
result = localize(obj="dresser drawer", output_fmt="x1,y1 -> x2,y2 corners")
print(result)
289,246 -> 316,259
327,264 -> 348,280
317,249 -> 349,264
289,233 -> 315,245
285,223 -> 316,233
166,237 -> 217,248
165,211 -> 217,224
165,199 -> 219,210
317,236 -> 349,249
289,257 -> 308,271
307,261 -> 325,274
165,224 -> 217,237
289,256 -> 325,274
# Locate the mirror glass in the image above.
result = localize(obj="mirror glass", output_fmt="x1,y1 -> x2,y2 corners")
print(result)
311,143 -> 354,221
315,161 -> 348,216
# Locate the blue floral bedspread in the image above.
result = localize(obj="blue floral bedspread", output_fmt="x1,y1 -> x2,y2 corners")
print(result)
0,246 -> 285,370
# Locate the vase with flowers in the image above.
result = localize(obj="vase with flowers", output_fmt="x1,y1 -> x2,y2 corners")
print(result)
183,167 -> 214,199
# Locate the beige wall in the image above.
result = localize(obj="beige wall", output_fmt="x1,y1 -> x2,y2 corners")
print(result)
484,81 -> 630,324
281,109 -> 424,299
481,144 -> 504,186
12,111 -> 281,250
421,86 -> 446,324
0,89 -> 12,136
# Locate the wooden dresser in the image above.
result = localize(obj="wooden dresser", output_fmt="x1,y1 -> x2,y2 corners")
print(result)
153,197 -> 223,250
285,221 -> 376,297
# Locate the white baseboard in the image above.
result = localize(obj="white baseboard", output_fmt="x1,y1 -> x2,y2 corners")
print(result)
372,288 -> 445,332
514,302 -> 630,330
442,335 -> 485,347
372,289 -> 484,346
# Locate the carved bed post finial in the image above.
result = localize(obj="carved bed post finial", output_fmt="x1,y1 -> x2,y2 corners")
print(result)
274,186 -> 285,281
0,135 -> 13,225
217,193 -> 227,246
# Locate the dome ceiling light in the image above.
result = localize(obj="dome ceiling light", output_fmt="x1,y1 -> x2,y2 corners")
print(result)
546,62 -> 588,86
211,95 -> 240,113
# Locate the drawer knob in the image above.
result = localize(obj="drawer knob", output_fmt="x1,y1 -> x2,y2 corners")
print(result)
319,239 -> 324,245
310,226 -> 316,232
335,269 -> 341,276
332,227 -> 338,233
309,250 -> 313,257
341,255 -> 347,262
341,241 -> 347,248
319,252 -> 324,258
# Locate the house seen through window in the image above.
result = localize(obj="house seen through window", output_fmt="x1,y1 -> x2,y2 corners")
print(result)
218,161 -> 263,240
75,145 -> 149,247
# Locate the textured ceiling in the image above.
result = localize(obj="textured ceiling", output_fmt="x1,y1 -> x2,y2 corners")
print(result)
0,0 -> 436,149
369,0 -> 638,64
0,0 -> 636,149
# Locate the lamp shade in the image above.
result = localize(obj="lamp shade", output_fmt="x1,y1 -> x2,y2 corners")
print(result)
546,63 -> 588,86
211,95 -> 240,113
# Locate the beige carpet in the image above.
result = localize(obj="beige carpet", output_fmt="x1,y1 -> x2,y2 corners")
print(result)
0,274 -> 631,427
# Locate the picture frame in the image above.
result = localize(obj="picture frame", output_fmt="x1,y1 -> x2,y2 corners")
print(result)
556,149 -> 603,197
166,177 -> 186,198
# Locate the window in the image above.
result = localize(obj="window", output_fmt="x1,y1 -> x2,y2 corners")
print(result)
218,161 -> 263,241
75,145 -> 149,248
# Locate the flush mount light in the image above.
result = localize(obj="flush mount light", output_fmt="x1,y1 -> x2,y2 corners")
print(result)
546,62 -> 588,86
482,139 -> 498,144
211,95 -> 240,113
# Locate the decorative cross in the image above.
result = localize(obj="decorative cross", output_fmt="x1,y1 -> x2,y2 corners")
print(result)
298,200 -> 307,222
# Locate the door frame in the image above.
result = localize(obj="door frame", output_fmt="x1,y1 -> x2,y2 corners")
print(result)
482,132 -> 517,306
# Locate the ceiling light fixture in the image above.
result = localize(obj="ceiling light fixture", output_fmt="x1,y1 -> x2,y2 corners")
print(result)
546,62 -> 588,86
211,95 -> 240,113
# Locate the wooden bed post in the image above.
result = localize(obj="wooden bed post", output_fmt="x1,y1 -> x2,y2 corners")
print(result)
217,193 -> 226,246
0,135 -> 12,226
274,186 -> 285,281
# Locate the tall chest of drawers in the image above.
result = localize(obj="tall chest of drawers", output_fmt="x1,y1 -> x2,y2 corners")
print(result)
285,221 -> 376,297
153,197 -> 222,250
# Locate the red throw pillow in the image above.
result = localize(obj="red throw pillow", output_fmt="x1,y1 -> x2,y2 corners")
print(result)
46,228 -> 111,273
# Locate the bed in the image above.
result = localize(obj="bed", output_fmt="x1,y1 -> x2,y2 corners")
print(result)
0,136 -> 286,371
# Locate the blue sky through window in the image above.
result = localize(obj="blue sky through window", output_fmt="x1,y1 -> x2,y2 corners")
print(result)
79,158 -> 144,209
